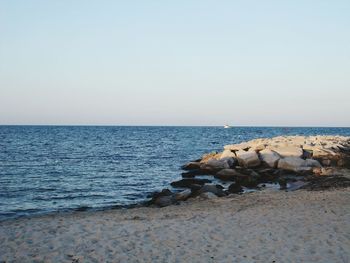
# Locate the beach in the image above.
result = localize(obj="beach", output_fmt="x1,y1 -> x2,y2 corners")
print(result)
2,0 -> 350,261
1,188 -> 349,263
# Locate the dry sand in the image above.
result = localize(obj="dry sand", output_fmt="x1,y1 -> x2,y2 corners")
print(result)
1,188 -> 349,263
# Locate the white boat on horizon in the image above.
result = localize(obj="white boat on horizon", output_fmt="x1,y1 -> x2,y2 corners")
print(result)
224,125 -> 231,129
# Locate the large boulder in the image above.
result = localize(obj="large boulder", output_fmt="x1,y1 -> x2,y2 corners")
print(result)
235,150 -> 261,168
259,149 -> 280,168
269,146 -> 303,158
214,169 -> 244,181
304,146 -> 336,159
278,157 -> 307,172
277,157 -> 321,172
171,178 -> 211,188
200,158 -> 234,170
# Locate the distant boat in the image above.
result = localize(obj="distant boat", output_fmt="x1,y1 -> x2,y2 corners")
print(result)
224,125 -> 231,129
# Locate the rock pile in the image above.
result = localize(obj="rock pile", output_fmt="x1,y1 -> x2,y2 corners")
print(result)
149,136 -> 350,207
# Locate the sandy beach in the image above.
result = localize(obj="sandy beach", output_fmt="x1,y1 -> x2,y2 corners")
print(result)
1,188 -> 349,263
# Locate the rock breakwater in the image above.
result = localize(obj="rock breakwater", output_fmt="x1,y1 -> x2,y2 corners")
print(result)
149,135 -> 350,207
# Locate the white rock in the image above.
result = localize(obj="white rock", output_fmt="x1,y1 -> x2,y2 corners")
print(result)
303,146 -> 336,158
200,158 -> 231,170
277,157 -> 309,172
235,150 -> 261,168
259,149 -> 280,168
269,146 -> 303,158
277,157 -> 321,172
219,150 -> 236,159
215,169 -> 242,181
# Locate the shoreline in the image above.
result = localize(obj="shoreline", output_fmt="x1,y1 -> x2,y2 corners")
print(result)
1,188 -> 349,262
2,133 -> 350,220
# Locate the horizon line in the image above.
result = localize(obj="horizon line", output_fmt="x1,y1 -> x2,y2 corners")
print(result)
1,124 -> 350,128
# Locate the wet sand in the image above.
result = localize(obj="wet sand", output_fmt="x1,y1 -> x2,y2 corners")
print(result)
1,188 -> 349,263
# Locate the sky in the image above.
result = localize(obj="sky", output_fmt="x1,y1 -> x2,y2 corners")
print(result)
0,0 -> 349,126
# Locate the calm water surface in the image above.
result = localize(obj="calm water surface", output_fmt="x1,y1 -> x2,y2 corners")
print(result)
1,126 -> 349,220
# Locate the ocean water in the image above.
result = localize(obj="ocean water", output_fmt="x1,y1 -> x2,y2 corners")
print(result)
0,126 -> 349,220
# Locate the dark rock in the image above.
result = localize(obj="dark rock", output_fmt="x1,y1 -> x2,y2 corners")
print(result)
181,162 -> 201,170
214,169 -> 244,181
215,184 -> 224,189
181,172 -> 196,178
235,168 -> 257,176
256,168 -> 279,183
147,189 -> 173,199
171,178 -> 211,188
76,206 -> 90,211
241,177 -> 259,188
153,195 -> 175,207
198,184 -> 226,197
181,169 -> 215,178
257,168 -> 277,174
249,170 -> 260,177
322,159 -> 332,166
337,159 -> 345,166
148,189 -> 176,207
303,149 -> 313,159
188,184 -> 202,192
235,174 -> 259,188
278,178 -> 287,190
228,183 -> 243,193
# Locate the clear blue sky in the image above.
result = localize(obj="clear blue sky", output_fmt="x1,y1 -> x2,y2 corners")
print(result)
0,0 -> 349,126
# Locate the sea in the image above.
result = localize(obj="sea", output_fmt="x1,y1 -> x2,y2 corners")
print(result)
1,126 -> 349,220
